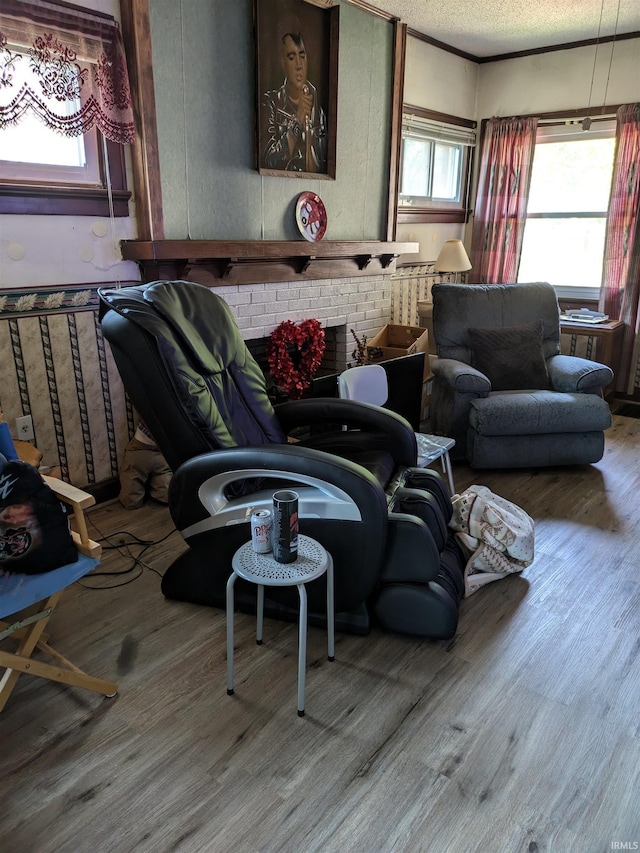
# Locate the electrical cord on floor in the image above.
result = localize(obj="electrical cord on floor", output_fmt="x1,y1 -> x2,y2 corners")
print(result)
76,515 -> 180,589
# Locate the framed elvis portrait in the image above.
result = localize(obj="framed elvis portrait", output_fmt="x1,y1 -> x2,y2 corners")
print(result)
255,0 -> 339,179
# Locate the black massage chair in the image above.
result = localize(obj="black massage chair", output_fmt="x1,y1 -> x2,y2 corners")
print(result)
99,281 -> 465,638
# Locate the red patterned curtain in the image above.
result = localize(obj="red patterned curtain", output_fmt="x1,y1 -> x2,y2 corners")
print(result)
599,103 -> 640,396
0,0 -> 134,144
470,117 -> 538,284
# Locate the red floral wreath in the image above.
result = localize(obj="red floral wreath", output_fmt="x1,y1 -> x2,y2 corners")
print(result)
267,318 -> 326,399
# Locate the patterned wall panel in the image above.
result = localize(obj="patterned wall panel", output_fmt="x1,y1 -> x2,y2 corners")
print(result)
0,285 -> 133,487
560,330 -> 595,360
390,264 -> 460,326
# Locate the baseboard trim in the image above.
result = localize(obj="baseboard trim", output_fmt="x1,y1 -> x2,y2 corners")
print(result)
85,478 -> 120,505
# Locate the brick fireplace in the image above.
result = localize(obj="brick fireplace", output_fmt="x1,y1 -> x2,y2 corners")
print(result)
211,274 -> 392,374
246,324 -> 343,381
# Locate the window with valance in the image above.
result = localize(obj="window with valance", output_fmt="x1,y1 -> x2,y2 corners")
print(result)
0,0 -> 135,216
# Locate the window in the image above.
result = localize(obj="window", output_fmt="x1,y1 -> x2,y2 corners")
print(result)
517,122 -> 616,298
397,109 -> 476,224
0,129 -> 129,217
0,0 -> 133,217
0,47 -> 102,187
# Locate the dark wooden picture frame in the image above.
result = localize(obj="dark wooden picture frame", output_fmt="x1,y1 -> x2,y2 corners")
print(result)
255,0 -> 339,179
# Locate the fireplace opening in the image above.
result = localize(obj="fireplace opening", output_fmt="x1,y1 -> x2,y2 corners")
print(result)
246,324 -> 345,398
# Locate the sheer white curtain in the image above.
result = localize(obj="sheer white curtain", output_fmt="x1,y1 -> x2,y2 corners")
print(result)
0,0 -> 134,144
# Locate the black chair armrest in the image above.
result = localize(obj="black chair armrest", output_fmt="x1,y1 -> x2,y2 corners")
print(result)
168,444 -> 392,614
169,443 -> 389,532
275,397 -> 417,467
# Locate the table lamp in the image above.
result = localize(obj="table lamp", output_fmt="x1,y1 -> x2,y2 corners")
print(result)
434,239 -> 472,283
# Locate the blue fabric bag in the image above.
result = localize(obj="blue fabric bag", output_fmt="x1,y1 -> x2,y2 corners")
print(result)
0,422 -> 18,461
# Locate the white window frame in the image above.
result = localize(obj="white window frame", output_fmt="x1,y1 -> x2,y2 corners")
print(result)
0,3 -> 130,217
397,112 -> 476,223
519,121 -> 616,300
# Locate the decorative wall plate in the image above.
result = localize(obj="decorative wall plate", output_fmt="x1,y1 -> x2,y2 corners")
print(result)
295,192 -> 327,242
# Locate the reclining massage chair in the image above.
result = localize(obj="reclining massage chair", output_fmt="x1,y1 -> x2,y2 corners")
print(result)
99,281 -> 465,639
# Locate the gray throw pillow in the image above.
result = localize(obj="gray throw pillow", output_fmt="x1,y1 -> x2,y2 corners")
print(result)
468,320 -> 551,391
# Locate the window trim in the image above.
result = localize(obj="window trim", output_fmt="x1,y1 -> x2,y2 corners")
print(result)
397,105 -> 476,225
0,137 -> 130,216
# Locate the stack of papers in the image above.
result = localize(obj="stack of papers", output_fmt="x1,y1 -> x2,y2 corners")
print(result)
560,311 -> 609,324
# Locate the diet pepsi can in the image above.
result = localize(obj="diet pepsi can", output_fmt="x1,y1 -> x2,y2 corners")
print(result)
251,509 -> 273,553
272,490 -> 299,564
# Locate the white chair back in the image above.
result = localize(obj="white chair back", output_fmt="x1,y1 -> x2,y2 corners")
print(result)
338,364 -> 388,407
338,363 -> 456,494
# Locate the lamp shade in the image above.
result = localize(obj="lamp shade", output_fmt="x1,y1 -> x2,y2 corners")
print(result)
434,239 -> 472,273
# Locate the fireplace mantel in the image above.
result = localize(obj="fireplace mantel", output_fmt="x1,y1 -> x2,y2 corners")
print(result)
120,239 -> 419,286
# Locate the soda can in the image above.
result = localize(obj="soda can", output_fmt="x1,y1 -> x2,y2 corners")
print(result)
272,490 -> 299,564
251,509 -> 273,553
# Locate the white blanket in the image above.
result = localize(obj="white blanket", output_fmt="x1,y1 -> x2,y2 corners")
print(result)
449,485 -> 535,596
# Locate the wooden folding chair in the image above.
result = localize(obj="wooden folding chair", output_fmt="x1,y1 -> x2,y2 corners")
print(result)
0,477 -> 117,713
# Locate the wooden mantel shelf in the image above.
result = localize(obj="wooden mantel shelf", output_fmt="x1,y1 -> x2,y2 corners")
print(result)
120,239 -> 419,286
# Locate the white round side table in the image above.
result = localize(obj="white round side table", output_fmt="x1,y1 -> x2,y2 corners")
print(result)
226,534 -> 334,717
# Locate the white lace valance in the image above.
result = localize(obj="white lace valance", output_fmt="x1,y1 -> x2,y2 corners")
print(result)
0,0 -> 134,144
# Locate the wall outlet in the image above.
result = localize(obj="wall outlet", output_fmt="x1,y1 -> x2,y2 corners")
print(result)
15,415 -> 34,441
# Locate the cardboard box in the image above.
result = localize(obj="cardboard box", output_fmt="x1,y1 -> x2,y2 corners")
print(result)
367,324 -> 430,378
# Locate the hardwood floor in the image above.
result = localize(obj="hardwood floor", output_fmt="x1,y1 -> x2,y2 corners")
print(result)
1,414 -> 639,853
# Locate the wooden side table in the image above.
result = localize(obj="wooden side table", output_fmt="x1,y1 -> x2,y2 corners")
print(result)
560,319 -> 624,402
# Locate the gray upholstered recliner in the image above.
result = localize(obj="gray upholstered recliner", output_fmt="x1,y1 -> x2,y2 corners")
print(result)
430,282 -> 613,468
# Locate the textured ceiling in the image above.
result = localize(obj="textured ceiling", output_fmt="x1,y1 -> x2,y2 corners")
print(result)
366,0 -> 640,58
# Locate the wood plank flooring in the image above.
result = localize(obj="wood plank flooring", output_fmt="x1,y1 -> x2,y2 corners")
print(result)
1,414 -> 639,853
